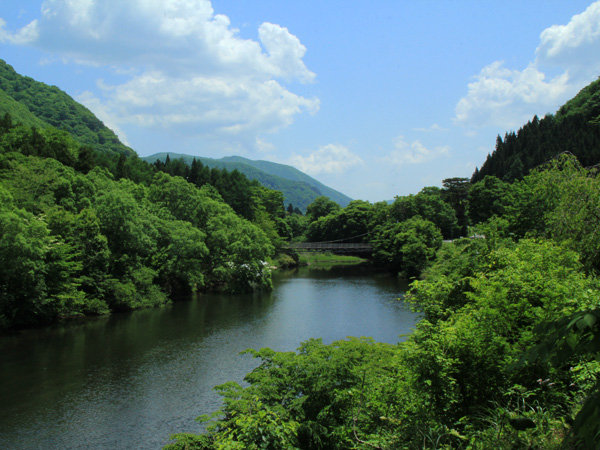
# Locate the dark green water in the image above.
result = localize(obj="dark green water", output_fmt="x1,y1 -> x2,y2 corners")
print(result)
0,265 -> 417,449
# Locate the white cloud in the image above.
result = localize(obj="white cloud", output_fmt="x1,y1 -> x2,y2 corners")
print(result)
0,17 -> 39,44
87,74 -> 318,135
455,1 -> 600,130
259,22 -> 315,83
413,123 -> 447,132
1,0 -> 318,146
290,144 -> 363,175
536,1 -> 600,77
383,136 -> 449,166
255,137 -> 275,153
455,62 -> 570,129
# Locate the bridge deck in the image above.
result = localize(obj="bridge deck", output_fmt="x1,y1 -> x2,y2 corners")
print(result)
287,242 -> 373,253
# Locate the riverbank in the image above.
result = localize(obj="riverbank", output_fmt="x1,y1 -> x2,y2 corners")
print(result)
299,252 -> 367,265
272,251 -> 367,269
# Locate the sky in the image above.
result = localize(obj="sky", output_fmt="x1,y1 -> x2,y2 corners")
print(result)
1,1 -> 600,202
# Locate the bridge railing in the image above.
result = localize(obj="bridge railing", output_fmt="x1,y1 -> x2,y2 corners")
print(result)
287,242 -> 373,253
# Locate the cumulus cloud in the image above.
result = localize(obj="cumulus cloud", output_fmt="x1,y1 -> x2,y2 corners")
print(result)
83,73 -> 318,135
413,123 -> 447,132
290,144 -> 363,175
455,62 -> 570,129
0,0 -> 318,145
383,136 -> 449,166
455,1 -> 600,130
536,1 -> 600,77
0,17 -> 39,44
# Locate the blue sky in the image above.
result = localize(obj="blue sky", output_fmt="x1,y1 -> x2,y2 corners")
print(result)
1,1 -> 599,201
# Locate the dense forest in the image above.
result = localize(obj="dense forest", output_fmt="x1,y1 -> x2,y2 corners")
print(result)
472,77 -> 600,182
1,59 -> 600,448
0,114 -> 280,330
165,84 -> 600,447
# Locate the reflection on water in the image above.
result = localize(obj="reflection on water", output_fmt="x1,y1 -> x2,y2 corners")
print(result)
0,265 -> 417,449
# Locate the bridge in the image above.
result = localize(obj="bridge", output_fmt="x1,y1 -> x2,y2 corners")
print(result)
287,242 -> 373,254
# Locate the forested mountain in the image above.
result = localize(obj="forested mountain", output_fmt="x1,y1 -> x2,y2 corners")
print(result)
143,152 -> 352,211
472,76 -> 600,182
0,59 -> 134,157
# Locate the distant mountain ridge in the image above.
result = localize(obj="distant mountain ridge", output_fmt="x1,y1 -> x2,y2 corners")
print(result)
143,152 -> 352,211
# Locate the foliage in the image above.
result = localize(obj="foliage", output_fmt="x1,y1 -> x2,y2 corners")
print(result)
306,200 -> 374,243
441,177 -> 470,236
168,338 -> 405,449
391,186 -> 459,239
305,196 -> 341,222
372,216 -> 442,277
298,252 -> 366,266
467,176 -> 512,226
153,155 -> 286,244
173,234 -> 600,448
0,148 -> 274,330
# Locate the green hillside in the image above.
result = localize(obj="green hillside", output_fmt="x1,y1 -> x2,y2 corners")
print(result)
0,59 -> 134,156
0,89 -> 49,129
144,152 -> 352,211
222,156 -> 352,205
472,76 -> 600,182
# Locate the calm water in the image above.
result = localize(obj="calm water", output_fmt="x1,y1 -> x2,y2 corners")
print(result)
0,264 -> 417,449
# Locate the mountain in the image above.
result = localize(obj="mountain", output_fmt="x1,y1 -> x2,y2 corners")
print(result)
143,152 -> 353,211
472,76 -> 600,183
0,59 -> 134,156
0,58 -> 349,211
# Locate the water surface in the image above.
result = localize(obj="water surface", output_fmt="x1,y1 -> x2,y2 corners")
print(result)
0,264 -> 417,449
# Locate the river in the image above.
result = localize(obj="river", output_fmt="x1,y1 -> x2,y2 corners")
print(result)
0,264 -> 418,449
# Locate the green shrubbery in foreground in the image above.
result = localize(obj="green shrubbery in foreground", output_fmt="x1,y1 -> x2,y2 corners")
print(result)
166,156 -> 600,448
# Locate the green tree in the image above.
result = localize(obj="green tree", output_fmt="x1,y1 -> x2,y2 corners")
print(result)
0,195 -> 82,329
441,177 -> 470,236
372,216 -> 442,277
467,175 -> 512,225
391,187 -> 459,239
305,196 -> 340,222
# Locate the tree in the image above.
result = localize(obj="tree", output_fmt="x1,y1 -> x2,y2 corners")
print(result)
372,216 -> 442,277
305,196 -> 340,222
0,197 -> 82,329
307,200 -> 373,243
441,177 -> 470,236
467,176 -> 512,225
391,187 -> 459,239
75,146 -> 95,173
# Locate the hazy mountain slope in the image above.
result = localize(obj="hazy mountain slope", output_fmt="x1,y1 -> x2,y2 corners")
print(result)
221,156 -> 352,205
0,59 -> 134,156
144,152 -> 352,211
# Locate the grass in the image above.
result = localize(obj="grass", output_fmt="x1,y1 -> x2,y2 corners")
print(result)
298,252 -> 367,265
